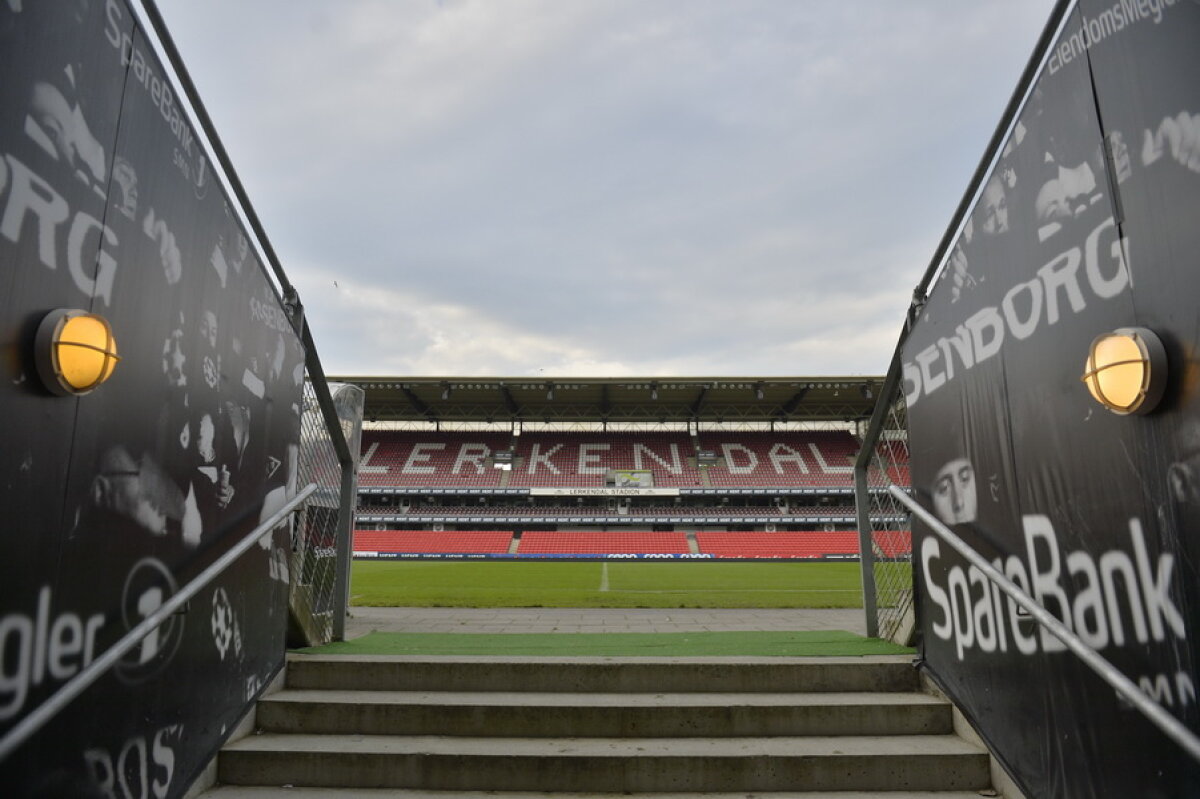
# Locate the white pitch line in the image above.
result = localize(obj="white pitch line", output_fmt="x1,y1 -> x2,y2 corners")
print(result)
599,561 -> 610,591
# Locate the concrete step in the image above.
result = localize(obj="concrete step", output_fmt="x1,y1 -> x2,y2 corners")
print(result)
285,655 -> 920,694
218,733 -> 990,793
257,689 -> 952,738
202,789 -> 995,799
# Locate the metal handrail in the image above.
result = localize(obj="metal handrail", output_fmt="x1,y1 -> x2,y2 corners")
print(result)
889,484 -> 1200,763
0,483 -> 318,762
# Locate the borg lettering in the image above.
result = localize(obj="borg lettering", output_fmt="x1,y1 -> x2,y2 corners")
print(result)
905,217 -> 1130,407
0,153 -> 119,304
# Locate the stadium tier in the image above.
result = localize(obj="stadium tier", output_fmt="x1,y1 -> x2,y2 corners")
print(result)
349,529 -> 898,559
873,530 -> 913,559
358,430 -> 864,488
353,429 -> 910,560
508,432 -> 700,487
353,529 -> 513,554
696,531 -> 860,559
359,431 -> 512,487
356,504 -> 863,523
698,431 -> 857,487
874,440 -> 912,485
517,531 -> 691,555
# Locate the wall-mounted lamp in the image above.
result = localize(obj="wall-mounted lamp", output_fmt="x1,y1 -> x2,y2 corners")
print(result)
1081,326 -> 1166,415
35,309 -> 120,396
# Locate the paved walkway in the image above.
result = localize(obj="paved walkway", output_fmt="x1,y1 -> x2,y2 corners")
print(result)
345,607 -> 868,639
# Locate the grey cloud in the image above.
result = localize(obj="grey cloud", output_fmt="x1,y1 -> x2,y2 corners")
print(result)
157,0 -> 1055,375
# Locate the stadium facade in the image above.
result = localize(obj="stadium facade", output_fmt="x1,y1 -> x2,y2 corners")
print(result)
330,376 -> 909,562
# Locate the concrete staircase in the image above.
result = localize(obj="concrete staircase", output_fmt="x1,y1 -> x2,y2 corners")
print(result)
200,655 -> 993,797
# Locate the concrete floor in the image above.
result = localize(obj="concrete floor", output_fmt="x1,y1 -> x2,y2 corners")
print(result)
345,607 -> 869,639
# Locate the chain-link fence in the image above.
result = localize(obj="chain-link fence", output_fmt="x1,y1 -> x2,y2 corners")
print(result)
288,380 -> 362,647
289,381 -> 342,646
855,384 -> 914,645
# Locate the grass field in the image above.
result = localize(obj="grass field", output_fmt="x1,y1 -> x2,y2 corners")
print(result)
350,560 -> 865,608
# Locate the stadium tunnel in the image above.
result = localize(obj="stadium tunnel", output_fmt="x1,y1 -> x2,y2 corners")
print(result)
5,0 -> 1200,796
0,3 -> 903,793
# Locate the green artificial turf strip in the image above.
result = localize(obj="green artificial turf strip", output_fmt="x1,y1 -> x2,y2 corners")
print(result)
350,560 -> 869,609
299,630 -> 913,657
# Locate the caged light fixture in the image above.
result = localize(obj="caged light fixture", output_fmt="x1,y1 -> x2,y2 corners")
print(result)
34,309 -> 120,396
1081,327 -> 1167,415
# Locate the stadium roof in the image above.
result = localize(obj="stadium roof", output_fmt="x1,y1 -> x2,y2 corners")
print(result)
329,376 -> 883,425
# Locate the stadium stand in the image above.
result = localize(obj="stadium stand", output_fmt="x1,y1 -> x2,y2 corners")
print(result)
874,530 -> 913,559
353,529 -> 513,554
696,531 -> 860,559
517,531 -> 691,555
874,440 -> 911,485
358,431 -> 512,487
357,504 -> 849,520
699,431 -> 858,487
357,430 -> 869,489
352,428 -> 911,560
349,529 -> 902,559
507,432 -> 700,487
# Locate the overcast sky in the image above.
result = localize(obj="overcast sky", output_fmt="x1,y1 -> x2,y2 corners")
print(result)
154,0 -> 1055,378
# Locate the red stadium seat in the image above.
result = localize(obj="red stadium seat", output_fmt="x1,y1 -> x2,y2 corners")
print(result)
356,430 -> 887,490
507,432 -> 700,488
517,531 -> 690,555
695,530 -> 860,559
358,431 -> 512,487
699,432 -> 858,489
872,530 -> 912,559
353,530 -> 513,554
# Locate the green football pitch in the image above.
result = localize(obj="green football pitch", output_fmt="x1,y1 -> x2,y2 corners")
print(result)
350,560 -> 866,609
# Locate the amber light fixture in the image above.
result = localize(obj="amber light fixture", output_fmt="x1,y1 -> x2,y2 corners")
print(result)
35,309 -> 120,396
1081,327 -> 1166,415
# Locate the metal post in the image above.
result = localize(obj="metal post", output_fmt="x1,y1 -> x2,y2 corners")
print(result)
332,455 -> 357,640
854,349 -> 907,639
854,462 -> 879,638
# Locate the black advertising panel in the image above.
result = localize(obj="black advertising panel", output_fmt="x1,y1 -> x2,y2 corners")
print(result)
0,2 -> 305,796
903,3 -> 1200,796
